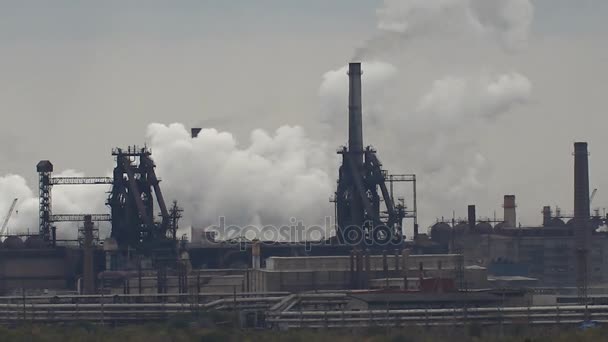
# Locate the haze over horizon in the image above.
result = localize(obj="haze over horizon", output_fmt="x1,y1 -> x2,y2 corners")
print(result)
1,0 -> 607,239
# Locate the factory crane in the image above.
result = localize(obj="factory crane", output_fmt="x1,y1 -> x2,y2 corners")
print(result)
590,188 -> 598,205
1,198 -> 18,236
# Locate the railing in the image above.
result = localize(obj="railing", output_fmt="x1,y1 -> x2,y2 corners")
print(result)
50,177 -> 113,185
1,291 -> 608,328
0,293 -> 287,324
49,214 -> 112,222
266,304 -> 608,329
0,292 -> 288,305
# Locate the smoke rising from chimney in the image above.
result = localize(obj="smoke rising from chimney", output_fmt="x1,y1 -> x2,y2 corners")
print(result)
319,0 -> 534,233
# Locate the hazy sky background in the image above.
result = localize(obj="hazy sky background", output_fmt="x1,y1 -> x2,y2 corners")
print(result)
1,0 -> 607,235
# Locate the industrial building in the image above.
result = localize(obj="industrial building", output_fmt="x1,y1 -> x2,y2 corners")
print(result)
430,143 -> 606,290
0,62 -> 602,316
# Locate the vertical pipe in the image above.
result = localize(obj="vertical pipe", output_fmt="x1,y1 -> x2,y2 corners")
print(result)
574,142 -> 590,300
350,250 -> 356,289
138,256 -> 142,295
356,250 -> 363,289
574,142 -> 590,236
413,175 -> 419,238
348,62 -> 363,165
83,215 -> 95,295
394,249 -> 400,273
468,205 -> 476,231
418,262 -> 424,291
382,250 -> 389,288
252,240 -> 261,270
364,249 -> 371,289
401,249 -> 410,290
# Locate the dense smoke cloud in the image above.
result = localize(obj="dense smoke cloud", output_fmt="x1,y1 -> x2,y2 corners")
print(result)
147,123 -> 333,233
409,72 -> 531,220
415,72 -> 531,125
356,0 -> 533,58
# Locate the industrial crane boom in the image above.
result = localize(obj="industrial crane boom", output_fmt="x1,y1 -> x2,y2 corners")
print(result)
590,188 -> 598,205
1,198 -> 18,236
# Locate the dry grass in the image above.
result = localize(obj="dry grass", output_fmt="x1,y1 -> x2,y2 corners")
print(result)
0,319 -> 604,342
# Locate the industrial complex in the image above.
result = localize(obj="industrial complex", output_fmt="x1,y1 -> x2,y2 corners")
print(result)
0,62 -> 605,328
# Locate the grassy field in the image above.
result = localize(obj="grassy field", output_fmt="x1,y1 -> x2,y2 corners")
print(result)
0,324 -> 605,342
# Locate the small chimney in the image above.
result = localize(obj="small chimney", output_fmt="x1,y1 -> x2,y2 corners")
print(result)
467,205 -> 476,230
574,142 -> 590,248
503,195 -> 516,227
542,206 -> 552,226
191,127 -> 202,138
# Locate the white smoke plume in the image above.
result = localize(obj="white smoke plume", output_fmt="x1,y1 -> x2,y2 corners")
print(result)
147,123 -> 333,233
0,124 -> 334,241
356,0 -> 534,58
409,72 -> 531,221
319,61 -> 398,134
415,72 -> 531,126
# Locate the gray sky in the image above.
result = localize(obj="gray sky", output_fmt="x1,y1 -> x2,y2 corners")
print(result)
1,0 -> 608,230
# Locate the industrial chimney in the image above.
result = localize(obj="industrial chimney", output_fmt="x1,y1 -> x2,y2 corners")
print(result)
348,62 -> 363,166
468,205 -> 476,230
503,195 -> 516,227
574,142 -> 590,297
542,206 -> 552,227
191,127 -> 202,138
574,142 -> 590,242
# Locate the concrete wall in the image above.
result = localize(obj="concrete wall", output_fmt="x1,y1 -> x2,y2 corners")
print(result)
457,234 -> 608,286
0,248 -> 82,295
266,254 -> 461,272
248,254 -> 487,293
247,268 -> 488,293
103,270 -> 247,295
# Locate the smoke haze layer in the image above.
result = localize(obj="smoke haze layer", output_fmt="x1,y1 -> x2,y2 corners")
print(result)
0,0 -> 538,241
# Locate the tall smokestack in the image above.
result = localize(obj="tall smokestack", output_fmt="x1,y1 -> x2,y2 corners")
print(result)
503,195 -> 516,227
468,205 -> 476,230
348,62 -> 363,165
574,142 -> 590,242
574,142 -> 590,297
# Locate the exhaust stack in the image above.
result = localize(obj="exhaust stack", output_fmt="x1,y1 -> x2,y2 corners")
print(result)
503,195 -> 516,227
574,142 -> 590,242
542,206 -> 552,226
348,63 -> 363,165
468,205 -> 476,230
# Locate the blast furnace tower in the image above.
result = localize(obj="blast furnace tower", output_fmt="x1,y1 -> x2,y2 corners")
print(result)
335,63 -> 408,247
